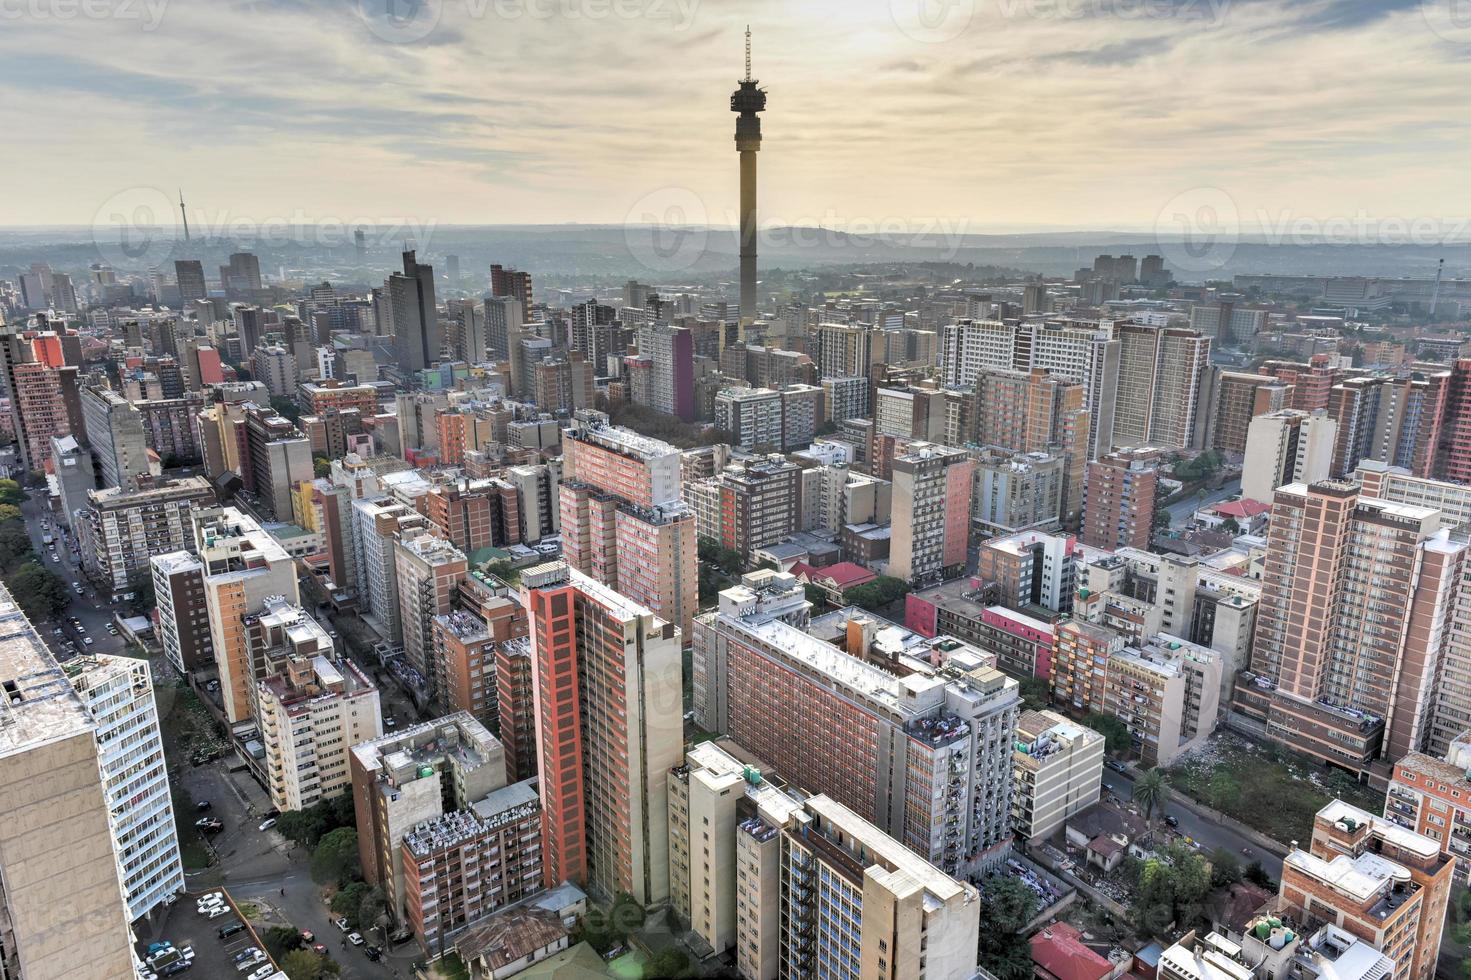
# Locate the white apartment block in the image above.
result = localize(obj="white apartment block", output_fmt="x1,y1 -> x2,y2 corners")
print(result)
66,654 -> 184,922
258,654 -> 381,812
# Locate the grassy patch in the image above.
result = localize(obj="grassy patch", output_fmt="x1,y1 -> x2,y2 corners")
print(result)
179,840 -> 212,872
607,950 -> 649,980
1167,730 -> 1385,844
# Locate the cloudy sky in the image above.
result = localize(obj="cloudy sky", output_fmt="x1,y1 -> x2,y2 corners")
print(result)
5,0 -> 1471,237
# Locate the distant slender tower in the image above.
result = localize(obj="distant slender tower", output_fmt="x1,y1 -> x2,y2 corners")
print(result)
178,188 -> 191,242
731,26 -> 766,325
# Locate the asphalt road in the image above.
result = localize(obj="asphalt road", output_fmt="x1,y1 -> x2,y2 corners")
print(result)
173,756 -> 418,979
21,492 -> 132,658
1165,479 -> 1243,527
1105,765 -> 1285,880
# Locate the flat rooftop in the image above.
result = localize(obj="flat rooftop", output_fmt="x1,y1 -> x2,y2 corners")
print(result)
0,583 -> 96,756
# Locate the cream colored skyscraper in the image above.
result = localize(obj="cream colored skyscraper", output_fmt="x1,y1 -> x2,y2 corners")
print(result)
196,507 -> 301,723
0,584 -> 135,980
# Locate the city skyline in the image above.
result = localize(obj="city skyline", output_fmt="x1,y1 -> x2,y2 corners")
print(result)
3,0 -> 1470,234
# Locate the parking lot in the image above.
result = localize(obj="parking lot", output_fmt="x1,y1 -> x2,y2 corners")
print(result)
139,891 -> 279,980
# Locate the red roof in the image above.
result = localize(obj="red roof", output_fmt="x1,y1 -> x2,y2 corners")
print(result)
1212,499 -> 1270,519
793,561 -> 876,590
1031,922 -> 1112,980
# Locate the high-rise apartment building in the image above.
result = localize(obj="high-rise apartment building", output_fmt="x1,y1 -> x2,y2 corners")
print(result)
258,650 -> 380,812
152,551 -> 213,674
78,476 -> 216,593
714,387 -> 783,451
350,713 -> 508,925
1112,323 -> 1211,450
1386,732 -> 1471,884
1210,371 -> 1291,454
1080,448 -> 1160,551
1241,409 -> 1337,503
80,386 -> 150,490
520,562 -> 684,906
395,534 -> 469,701
174,259 -> 207,304
0,584 -> 135,977
890,444 -> 975,589
815,322 -> 873,380
697,456 -> 801,563
352,497 -> 429,642
970,367 -> 1091,524
1434,357 -> 1471,483
66,653 -> 185,923
667,740 -> 982,979
693,590 -> 1020,878
489,264 -> 533,319
559,415 -> 697,635
242,404 -> 313,521
1326,371 -> 1449,479
636,323 -> 696,422
1235,481 -> 1466,779
197,507 -> 301,723
1279,800 -> 1452,980
432,610 -> 498,729
423,477 -> 521,554
388,250 -> 440,373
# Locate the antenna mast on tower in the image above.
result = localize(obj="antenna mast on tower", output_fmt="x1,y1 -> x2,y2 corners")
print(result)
178,189 -> 191,242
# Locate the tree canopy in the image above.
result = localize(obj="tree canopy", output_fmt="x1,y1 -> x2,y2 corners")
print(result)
1083,712 -> 1133,755
977,875 -> 1039,980
844,575 -> 909,612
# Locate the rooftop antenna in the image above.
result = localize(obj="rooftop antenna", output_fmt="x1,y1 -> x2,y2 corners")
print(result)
178,188 -> 191,242
745,24 -> 751,82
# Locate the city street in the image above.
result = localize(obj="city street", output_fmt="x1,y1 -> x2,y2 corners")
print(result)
1104,765 -> 1285,880
172,760 -> 419,979
19,491 -> 131,658
1164,478 -> 1243,528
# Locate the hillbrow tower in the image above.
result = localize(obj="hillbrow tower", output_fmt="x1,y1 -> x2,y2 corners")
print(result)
731,26 -> 766,325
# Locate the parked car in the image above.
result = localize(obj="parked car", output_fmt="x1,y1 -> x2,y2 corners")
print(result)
257,817 -> 277,832
1163,814 -> 1180,828
247,967 -> 274,980
232,948 -> 262,965
206,905 -> 232,920
334,917 -> 350,932
347,932 -> 364,947
218,921 -> 246,939
364,945 -> 382,961
195,801 -> 212,812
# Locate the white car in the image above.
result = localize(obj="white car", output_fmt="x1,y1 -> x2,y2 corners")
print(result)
207,904 -> 232,919
83,637 -> 93,645
258,817 -> 277,832
247,967 -> 274,980
347,932 -> 364,946
197,890 -> 224,903
334,917 -> 350,932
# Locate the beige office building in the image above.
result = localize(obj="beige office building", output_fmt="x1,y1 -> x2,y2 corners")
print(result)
0,583 -> 135,979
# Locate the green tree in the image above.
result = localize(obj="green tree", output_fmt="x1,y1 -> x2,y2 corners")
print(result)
484,559 -> 521,586
1019,677 -> 1050,711
0,504 -> 21,524
844,575 -> 910,612
263,925 -> 304,962
1082,712 -> 1132,755
1209,847 -> 1242,888
270,396 -> 303,424
311,828 -> 361,886
124,568 -> 155,616
330,881 -> 371,927
7,562 -> 70,621
1244,860 -> 1274,889
1133,769 -> 1169,822
1204,771 -> 1242,811
0,522 -> 35,573
645,948 -> 692,978
357,886 -> 388,938
977,875 -> 1038,980
0,480 -> 26,506
313,457 -> 331,479
280,949 -> 339,980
